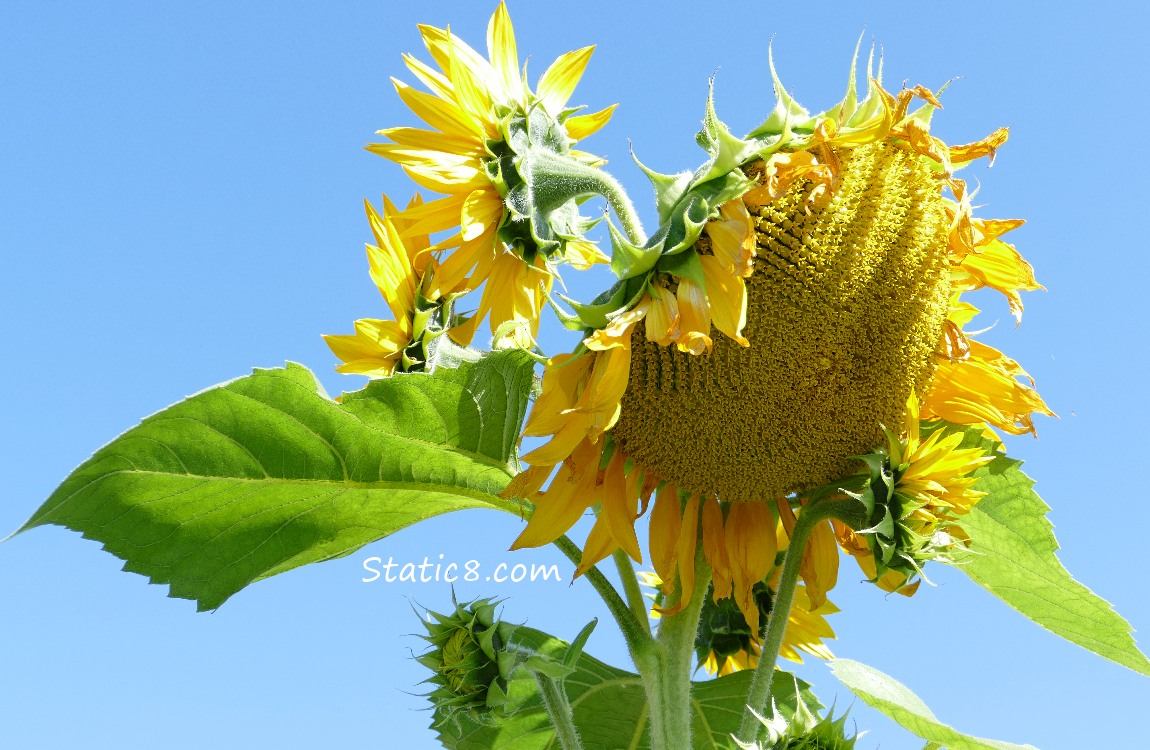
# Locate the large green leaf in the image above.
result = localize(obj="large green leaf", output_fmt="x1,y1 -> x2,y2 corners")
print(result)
830,659 -> 1038,750
952,431 -> 1150,676
436,626 -> 822,750
16,348 -> 536,610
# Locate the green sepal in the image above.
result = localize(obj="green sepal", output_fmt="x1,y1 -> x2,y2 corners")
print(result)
737,703 -> 858,750
653,164 -> 754,261
656,241 -> 707,287
608,216 -> 663,280
696,77 -> 761,184
419,595 -> 528,729
562,618 -> 597,669
493,103 -> 609,267
543,290 -> 592,331
633,153 -> 694,225
556,276 -> 646,331
746,48 -> 814,141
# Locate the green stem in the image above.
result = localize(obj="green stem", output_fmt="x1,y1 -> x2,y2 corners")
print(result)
553,535 -> 653,658
735,500 -> 839,744
640,545 -> 711,750
613,549 -> 653,636
534,672 -> 584,750
592,168 -> 647,246
525,149 -> 647,245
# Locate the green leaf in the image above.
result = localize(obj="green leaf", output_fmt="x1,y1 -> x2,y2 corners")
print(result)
954,439 -> 1150,676
15,349 -> 536,610
436,626 -> 822,750
829,659 -> 1038,750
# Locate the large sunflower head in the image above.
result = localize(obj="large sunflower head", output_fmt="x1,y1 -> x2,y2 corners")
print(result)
505,49 -> 1053,625
367,2 -> 614,348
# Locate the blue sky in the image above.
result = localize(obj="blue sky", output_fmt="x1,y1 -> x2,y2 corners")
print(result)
3,1 -> 1148,747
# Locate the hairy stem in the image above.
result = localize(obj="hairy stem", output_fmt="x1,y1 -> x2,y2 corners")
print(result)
534,671 -> 584,750
641,546 -> 711,750
736,500 -> 839,744
613,549 -> 653,636
553,535 -> 653,658
525,149 -> 647,245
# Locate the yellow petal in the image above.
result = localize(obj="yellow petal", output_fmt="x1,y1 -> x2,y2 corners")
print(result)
574,515 -> 620,578
401,52 -> 455,101
510,455 -> 597,548
924,340 -> 1054,435
520,413 -> 594,466
725,503 -> 776,632
799,520 -> 840,609
601,452 -> 643,563
707,200 -> 756,278
564,239 -> 609,270
446,39 -> 496,135
949,127 -> 1009,165
417,23 -> 497,95
394,192 -> 468,238
675,278 -> 713,354
699,255 -> 749,346
461,188 -> 505,241
658,494 -> 700,617
564,104 -> 617,141
434,227 -> 497,295
537,46 -> 594,114
644,286 -> 680,346
523,353 -> 593,436
649,485 -> 682,595
389,78 -> 484,139
501,464 -> 552,502
952,238 -> 1042,324
486,2 -> 522,105
376,125 -> 482,158
701,497 -> 732,601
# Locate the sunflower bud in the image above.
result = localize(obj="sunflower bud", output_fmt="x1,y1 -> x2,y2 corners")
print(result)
737,705 -> 858,750
417,597 -> 522,727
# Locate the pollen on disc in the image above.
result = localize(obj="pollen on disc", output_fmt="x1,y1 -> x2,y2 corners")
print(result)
609,142 -> 952,502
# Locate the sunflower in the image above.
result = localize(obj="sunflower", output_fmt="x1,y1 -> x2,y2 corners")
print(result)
638,570 -> 837,677
698,584 -> 839,677
834,394 -> 996,595
504,54 -> 1053,627
323,194 -> 454,377
368,2 -> 614,348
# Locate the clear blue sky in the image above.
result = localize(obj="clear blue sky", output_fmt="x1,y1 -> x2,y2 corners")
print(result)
3,2 -> 1148,748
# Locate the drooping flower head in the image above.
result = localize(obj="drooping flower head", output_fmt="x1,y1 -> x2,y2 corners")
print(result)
368,2 -> 614,348
506,49 -> 1053,627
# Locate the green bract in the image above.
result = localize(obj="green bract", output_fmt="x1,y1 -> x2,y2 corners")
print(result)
419,597 -> 525,727
489,104 -> 606,263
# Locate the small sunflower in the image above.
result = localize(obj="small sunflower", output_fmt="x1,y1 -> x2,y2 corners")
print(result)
834,394 -> 996,595
638,570 -> 837,677
505,52 -> 1052,627
369,2 -> 614,347
323,194 -> 456,376
697,583 -> 839,678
